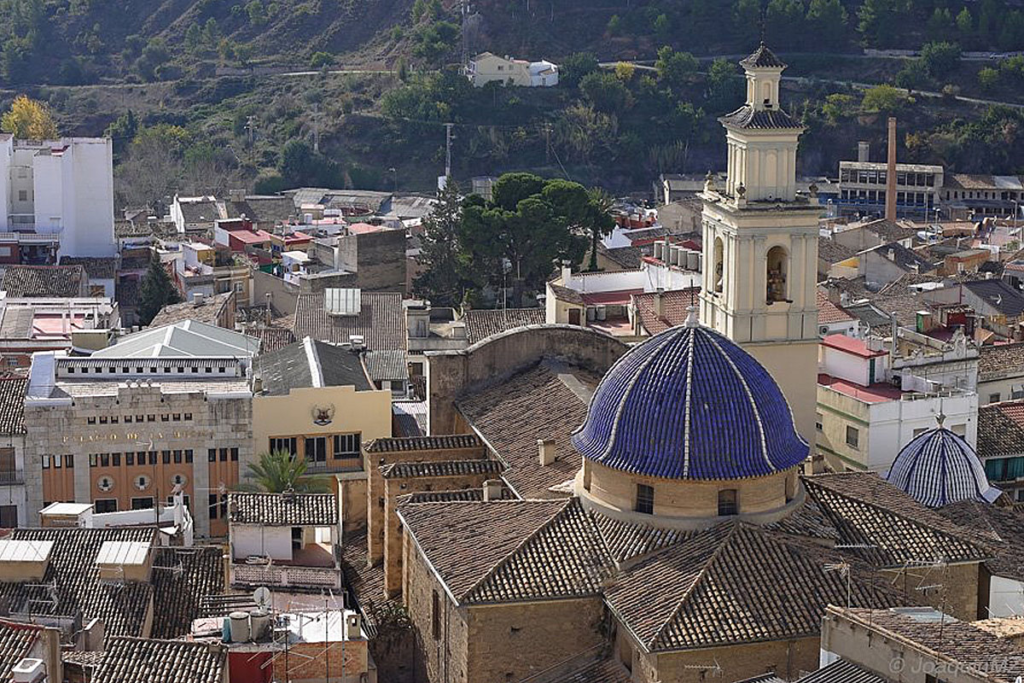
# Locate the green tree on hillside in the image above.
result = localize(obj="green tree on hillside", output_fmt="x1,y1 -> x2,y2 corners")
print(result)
139,256 -> 181,326
920,41 -> 961,79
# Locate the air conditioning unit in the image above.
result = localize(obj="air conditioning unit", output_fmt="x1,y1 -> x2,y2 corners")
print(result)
97,477 -> 114,493
349,334 -> 365,350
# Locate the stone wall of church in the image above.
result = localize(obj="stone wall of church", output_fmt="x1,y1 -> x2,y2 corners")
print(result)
366,442 -> 486,565
583,460 -> 799,524
382,468 -> 494,597
463,599 -> 606,682
638,636 -> 820,683
881,562 -> 980,621
426,326 -> 627,435
404,532 -> 470,683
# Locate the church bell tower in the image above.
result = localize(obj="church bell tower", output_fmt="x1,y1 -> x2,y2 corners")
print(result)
699,42 -> 821,447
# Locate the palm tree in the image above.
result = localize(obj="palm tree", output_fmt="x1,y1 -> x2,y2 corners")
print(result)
238,449 -> 331,493
586,187 -> 616,272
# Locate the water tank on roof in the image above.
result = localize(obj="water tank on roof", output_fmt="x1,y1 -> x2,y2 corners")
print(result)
230,611 -> 251,643
250,609 -> 272,640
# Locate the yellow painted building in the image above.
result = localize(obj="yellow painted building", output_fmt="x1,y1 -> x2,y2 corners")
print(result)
251,337 -> 393,529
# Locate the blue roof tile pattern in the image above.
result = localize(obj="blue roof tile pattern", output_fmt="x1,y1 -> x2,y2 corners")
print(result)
886,427 -> 1001,508
571,322 -> 808,480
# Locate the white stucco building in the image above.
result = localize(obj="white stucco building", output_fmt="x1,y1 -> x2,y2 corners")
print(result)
0,135 -> 116,258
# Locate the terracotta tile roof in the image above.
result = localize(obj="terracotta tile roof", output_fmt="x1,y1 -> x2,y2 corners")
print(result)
978,343 -> 1024,380
795,659 -> 887,683
462,308 -> 545,345
741,42 -> 787,68
1,265 -> 86,297
720,105 -> 802,130
818,236 -> 857,265
365,435 -> 482,453
0,619 -> 42,681
398,499 -> 604,603
293,291 -> 406,351
938,500 -> 1024,582
380,459 -> 503,479
252,326 -> 296,354
978,402 -> 1024,457
59,257 -> 117,280
597,244 -> 641,269
150,292 -> 233,329
803,474 -> 990,568
338,529 -> 388,636
229,492 -> 337,526
364,349 -> 408,382
399,488 -> 515,503
0,527 -> 156,637
592,513 -> 697,565
548,283 -> 584,305
92,636 -> 226,683
456,363 -> 597,498
604,522 -> 901,653
838,607 -> 1024,679
150,546 -> 225,639
765,498 -> 841,542
632,289 -> 700,335
553,658 -> 632,683
817,291 -> 855,324
0,377 -> 27,435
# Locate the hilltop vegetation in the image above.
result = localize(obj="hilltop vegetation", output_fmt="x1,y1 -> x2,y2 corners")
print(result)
4,0 -> 1024,205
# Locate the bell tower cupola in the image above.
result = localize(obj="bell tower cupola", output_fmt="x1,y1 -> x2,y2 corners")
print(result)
698,42 -> 822,448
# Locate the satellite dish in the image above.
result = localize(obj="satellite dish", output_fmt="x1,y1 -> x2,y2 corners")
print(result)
253,586 -> 272,610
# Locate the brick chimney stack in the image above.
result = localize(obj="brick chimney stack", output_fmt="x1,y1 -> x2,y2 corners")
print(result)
886,117 -> 898,223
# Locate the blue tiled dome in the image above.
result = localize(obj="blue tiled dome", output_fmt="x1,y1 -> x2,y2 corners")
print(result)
886,428 -> 1001,508
571,321 -> 808,480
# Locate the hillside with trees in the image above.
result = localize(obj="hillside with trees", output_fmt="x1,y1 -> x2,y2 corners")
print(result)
4,0 -> 1024,207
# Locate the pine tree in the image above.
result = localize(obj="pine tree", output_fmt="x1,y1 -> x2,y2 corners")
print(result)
138,255 -> 181,326
413,181 -> 467,308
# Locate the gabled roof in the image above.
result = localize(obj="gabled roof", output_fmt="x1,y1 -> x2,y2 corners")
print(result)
978,343 -> 1024,380
149,292 -> 233,329
817,291 -> 855,324
632,289 -> 700,335
364,349 -> 408,382
803,473 -> 990,568
229,492 -> 337,526
293,291 -> 406,351
0,527 -> 156,637
0,377 -> 27,434
94,320 -> 259,359
1,265 -> 86,297
91,636 -> 226,683
978,401 -> 1024,456
938,500 -> 1024,583
255,337 -> 372,395
963,279 -> 1024,316
150,546 -> 225,640
59,257 -> 117,279
399,499 -> 612,604
462,308 -> 545,345
553,657 -> 632,683
380,459 -> 503,480
604,522 -> 901,653
456,362 -> 597,498
793,659 -> 887,683
365,434 -> 482,453
0,619 -> 44,682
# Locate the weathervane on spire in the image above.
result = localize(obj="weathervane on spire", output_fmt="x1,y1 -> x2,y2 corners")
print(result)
759,1 -> 768,44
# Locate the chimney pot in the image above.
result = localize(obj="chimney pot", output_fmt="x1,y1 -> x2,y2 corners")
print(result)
654,288 -> 665,318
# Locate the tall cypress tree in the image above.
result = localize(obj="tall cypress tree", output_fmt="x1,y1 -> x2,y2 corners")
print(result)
138,255 -> 181,326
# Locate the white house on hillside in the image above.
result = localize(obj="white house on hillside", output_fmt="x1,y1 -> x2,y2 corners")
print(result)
466,52 -> 559,87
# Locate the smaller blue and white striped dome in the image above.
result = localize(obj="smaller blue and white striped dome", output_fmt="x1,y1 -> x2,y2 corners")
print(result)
886,428 -> 1001,508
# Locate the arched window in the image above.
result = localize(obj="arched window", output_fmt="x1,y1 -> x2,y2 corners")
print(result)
766,245 -> 788,304
713,237 -> 724,294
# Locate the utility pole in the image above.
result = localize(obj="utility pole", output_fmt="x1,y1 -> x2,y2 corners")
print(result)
542,122 -> 552,165
311,104 -> 321,154
444,123 -> 454,179
244,116 -> 257,167
460,1 -> 470,67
